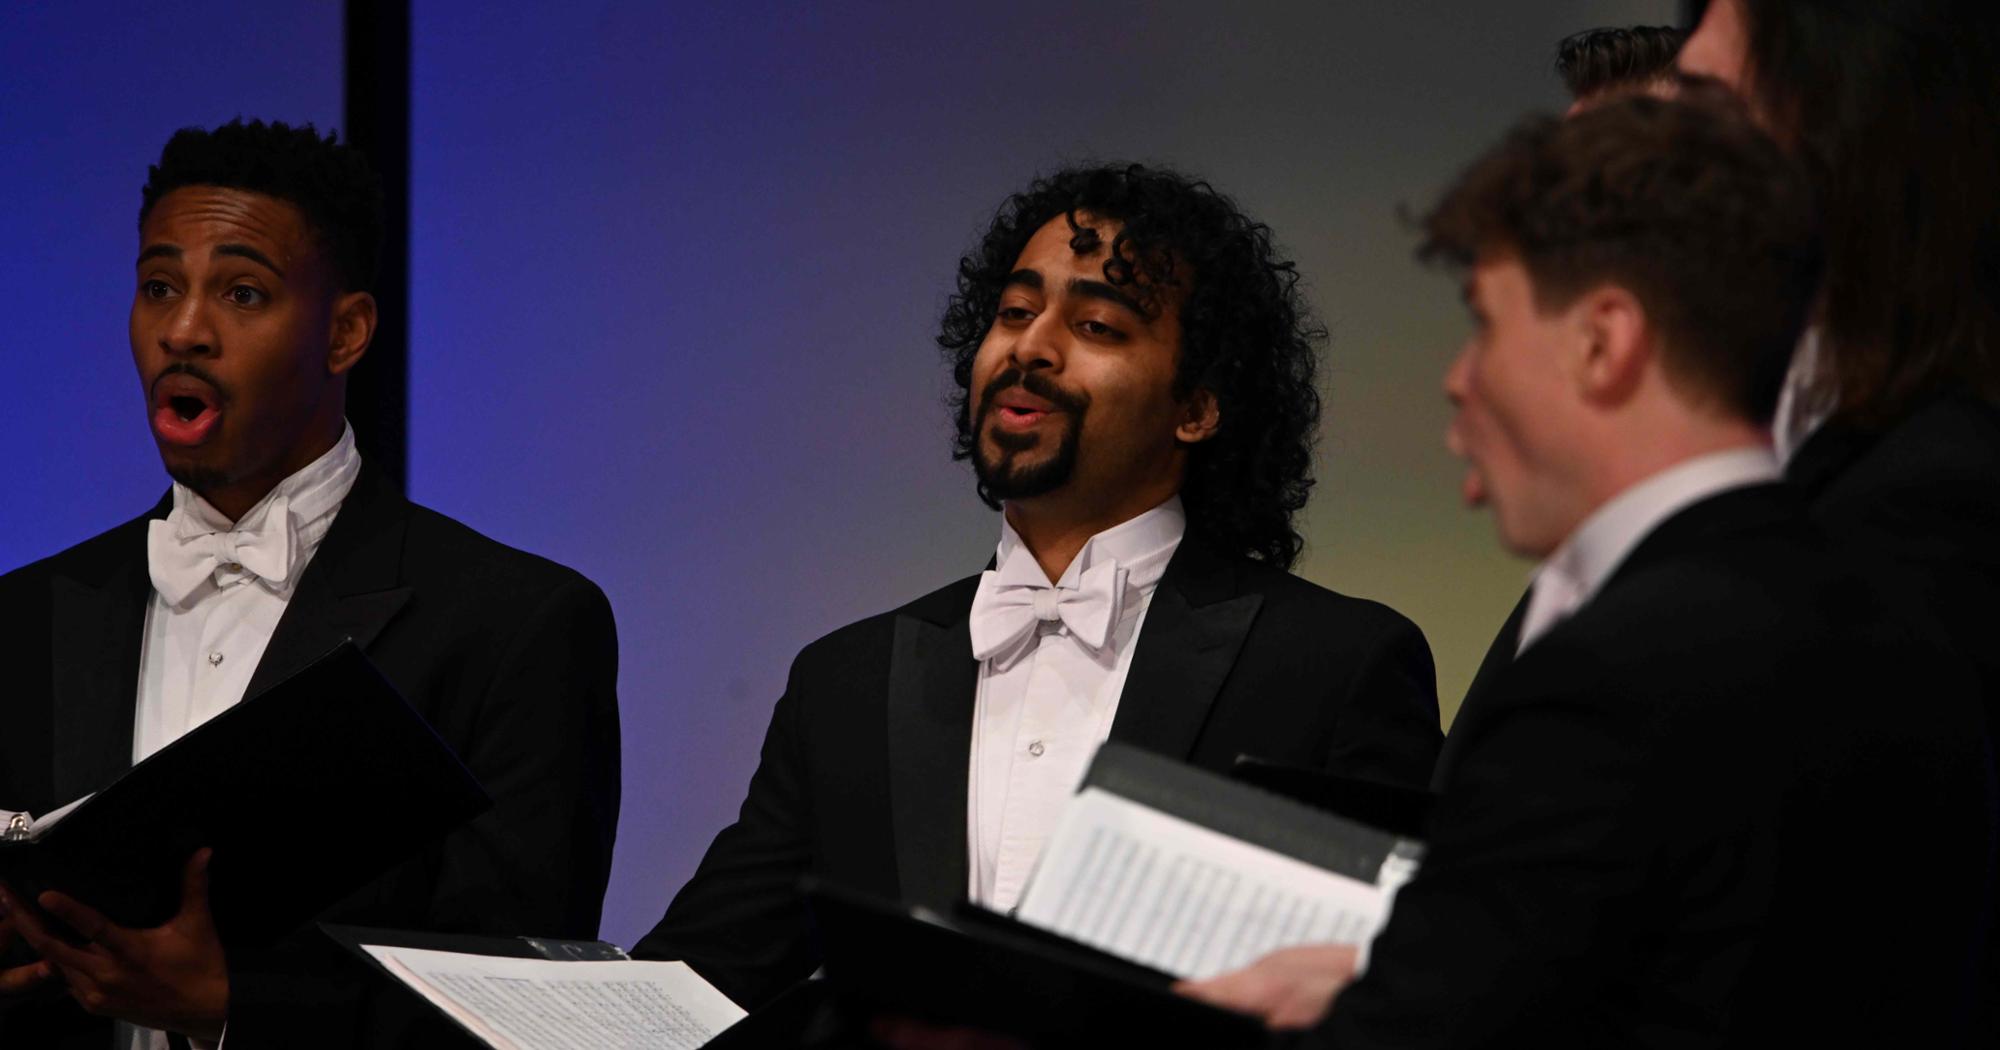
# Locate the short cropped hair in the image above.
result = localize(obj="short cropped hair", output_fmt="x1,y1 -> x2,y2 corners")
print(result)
1418,95 -> 1822,424
939,164 -> 1324,569
1556,25 -> 1687,100
140,118 -> 384,293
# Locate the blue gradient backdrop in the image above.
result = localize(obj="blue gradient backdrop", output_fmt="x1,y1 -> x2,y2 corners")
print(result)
7,1 -> 1672,946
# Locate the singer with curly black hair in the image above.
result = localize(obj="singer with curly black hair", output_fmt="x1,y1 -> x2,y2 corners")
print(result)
633,162 -> 1442,1017
938,163 -> 1324,569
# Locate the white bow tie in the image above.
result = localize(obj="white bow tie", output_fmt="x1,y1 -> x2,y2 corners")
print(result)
146,495 -> 296,607
969,558 -> 1127,669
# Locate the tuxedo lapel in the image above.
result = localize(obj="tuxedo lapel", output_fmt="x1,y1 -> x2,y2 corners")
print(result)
884,588 -> 979,909
242,465 -> 413,700
1434,590 -> 1527,790
882,541 -> 1260,907
49,513 -> 159,803
1107,541 -> 1261,760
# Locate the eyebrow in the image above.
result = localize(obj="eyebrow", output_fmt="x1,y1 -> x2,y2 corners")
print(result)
135,242 -> 285,277
1002,268 -> 1151,317
1067,277 -> 1147,317
217,243 -> 285,277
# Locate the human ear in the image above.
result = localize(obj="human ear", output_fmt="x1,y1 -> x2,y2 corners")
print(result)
1571,285 -> 1649,406
327,291 -> 377,376
1176,387 -> 1222,444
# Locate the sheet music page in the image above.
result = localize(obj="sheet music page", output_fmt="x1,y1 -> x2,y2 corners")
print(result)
1013,787 -> 1392,979
0,794 -> 95,842
360,945 -> 746,1050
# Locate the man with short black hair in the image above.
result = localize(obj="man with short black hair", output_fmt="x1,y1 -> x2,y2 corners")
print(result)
0,119 -> 621,1050
1180,95 -> 1993,1048
634,163 -> 1444,1014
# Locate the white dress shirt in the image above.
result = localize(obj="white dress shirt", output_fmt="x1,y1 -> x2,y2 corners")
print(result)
966,498 -> 1186,911
1517,446 -> 1780,655
134,424 -> 360,762
121,423 -> 359,1050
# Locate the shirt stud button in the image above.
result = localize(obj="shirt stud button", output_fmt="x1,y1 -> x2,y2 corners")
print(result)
208,651 -> 224,666
1027,740 -> 1045,758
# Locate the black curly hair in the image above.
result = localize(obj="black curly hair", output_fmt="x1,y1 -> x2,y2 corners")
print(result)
139,118 -> 384,293
938,163 -> 1324,570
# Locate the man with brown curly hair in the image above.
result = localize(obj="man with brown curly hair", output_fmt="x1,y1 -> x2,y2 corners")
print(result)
631,163 -> 1443,1014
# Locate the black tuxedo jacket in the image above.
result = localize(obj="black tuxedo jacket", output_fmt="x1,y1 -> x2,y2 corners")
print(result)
0,464 -> 622,1049
1310,485 -> 1994,1049
1787,391 -> 2000,1041
1787,391 -> 2000,732
632,538 -> 1442,1009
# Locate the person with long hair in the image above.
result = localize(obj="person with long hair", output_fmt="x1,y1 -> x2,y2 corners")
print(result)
1680,3 -> 2000,1037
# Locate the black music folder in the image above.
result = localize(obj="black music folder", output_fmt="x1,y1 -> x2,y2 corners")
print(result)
0,640 -> 490,946
321,925 -> 624,1050
804,743 -> 1431,1047
1228,755 -> 1436,840
1003,743 -> 1425,976
806,878 -> 1268,1049
1075,743 -> 1425,887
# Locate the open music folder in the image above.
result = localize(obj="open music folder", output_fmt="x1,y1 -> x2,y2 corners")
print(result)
1010,742 -> 1426,977
322,743 -> 1426,1048
322,925 -> 794,1050
0,640 -> 490,947
358,945 -> 742,1050
802,743 -> 1426,1046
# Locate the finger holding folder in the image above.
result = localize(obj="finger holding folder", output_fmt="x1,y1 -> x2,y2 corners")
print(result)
0,848 -> 226,1040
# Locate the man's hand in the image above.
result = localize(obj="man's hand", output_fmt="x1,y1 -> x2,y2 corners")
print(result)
0,903 -> 57,995
1174,943 -> 1361,1030
0,849 -> 228,1039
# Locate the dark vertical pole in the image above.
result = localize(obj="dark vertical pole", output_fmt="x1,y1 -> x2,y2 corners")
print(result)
344,0 -> 411,492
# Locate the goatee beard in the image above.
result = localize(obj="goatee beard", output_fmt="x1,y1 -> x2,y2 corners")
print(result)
971,368 -> 1089,503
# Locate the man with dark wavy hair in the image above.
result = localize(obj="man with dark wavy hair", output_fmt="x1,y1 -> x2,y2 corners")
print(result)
633,163 -> 1443,1013
1555,25 -> 1686,112
0,120 -> 620,1050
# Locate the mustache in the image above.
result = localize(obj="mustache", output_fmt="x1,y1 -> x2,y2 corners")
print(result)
977,367 -> 1089,416
151,362 -> 231,404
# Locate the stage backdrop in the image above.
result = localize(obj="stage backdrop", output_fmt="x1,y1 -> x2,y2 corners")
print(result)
6,0 -> 1675,947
